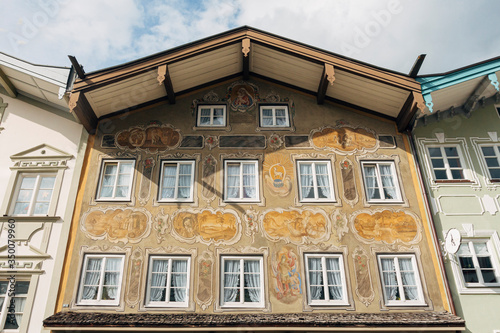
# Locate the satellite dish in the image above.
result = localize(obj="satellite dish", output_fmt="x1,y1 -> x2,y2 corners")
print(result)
445,228 -> 461,254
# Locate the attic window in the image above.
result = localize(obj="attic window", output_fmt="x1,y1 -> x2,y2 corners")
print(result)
197,105 -> 226,127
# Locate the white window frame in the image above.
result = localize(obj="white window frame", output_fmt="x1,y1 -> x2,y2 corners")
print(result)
223,160 -> 260,202
304,253 -> 348,306
259,105 -> 290,128
96,159 -> 135,201
456,239 -> 500,288
158,160 -> 195,202
197,105 -> 227,127
377,254 -> 426,306
0,279 -> 30,332
145,256 -> 191,308
220,256 -> 264,308
360,161 -> 402,203
297,160 -> 336,203
8,172 -> 57,216
478,144 -> 500,181
426,145 -> 468,181
77,254 -> 125,306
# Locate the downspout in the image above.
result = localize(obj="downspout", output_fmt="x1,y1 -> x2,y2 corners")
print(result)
405,129 -> 457,315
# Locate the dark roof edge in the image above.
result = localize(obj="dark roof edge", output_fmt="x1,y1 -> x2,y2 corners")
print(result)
418,55 -> 500,78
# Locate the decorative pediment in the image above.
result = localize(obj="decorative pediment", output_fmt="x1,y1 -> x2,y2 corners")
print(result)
11,144 -> 73,161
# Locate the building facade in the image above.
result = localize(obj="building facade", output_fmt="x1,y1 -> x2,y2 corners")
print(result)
413,58 -> 500,333
0,54 -> 87,332
45,27 -> 463,332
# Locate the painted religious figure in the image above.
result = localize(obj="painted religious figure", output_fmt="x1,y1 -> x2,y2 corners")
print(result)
273,247 -> 302,303
229,83 -> 257,112
263,153 -> 293,197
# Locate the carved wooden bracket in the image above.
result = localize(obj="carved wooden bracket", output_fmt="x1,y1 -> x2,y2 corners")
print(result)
242,38 -> 251,57
157,64 -> 175,104
317,63 -> 335,104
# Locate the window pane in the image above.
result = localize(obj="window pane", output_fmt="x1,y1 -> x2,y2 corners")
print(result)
482,146 -> 495,156
486,157 -> 500,167
462,270 -> 479,283
459,256 -> 474,269
199,117 -> 210,125
40,176 -> 56,189
431,159 -> 445,168
444,147 -> 459,157
428,147 -> 442,157
490,169 -> 500,179
434,170 -> 448,180
481,270 -> 497,283
447,158 -> 462,168
451,169 -> 464,179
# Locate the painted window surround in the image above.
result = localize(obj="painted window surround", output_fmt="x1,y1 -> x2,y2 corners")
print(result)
448,228 -> 500,294
196,105 -> 227,127
223,160 -> 260,203
157,160 -> 195,202
95,159 -> 136,202
360,160 -> 403,204
258,104 -> 290,128
296,160 -> 336,203
470,133 -> 500,189
194,104 -> 230,131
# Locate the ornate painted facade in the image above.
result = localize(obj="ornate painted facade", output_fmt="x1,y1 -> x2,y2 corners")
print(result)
45,27 -> 463,332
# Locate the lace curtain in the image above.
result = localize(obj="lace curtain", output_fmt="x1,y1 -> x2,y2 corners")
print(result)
300,164 -> 314,199
171,260 -> 188,302
177,164 -> 192,199
223,260 -> 240,302
326,258 -> 343,300
82,258 -> 102,300
150,259 -> 169,302
381,258 -> 398,301
226,164 -> 240,199
379,165 -> 397,199
103,258 -> 122,300
398,258 -> 417,300
244,260 -> 261,302
161,165 -> 177,199
315,163 -> 331,199
363,166 -> 379,200
242,164 -> 256,199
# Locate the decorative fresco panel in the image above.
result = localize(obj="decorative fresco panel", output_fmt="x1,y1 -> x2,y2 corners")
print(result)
228,82 -> 258,112
272,246 -> 302,303
331,210 -> 349,241
244,207 -> 260,243
351,209 -> 421,244
261,208 -> 330,245
263,153 -> 293,197
219,135 -> 266,148
310,124 -> 377,154
180,135 -> 204,148
340,158 -> 358,208
201,154 -> 217,203
126,248 -> 143,308
153,209 -> 170,244
115,124 -> 181,152
171,209 -> 241,245
138,157 -> 155,206
196,251 -> 214,311
284,135 -> 311,148
352,247 -> 375,307
80,207 -> 152,244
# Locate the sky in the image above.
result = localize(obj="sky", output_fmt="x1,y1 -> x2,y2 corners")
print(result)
1,0 -> 500,75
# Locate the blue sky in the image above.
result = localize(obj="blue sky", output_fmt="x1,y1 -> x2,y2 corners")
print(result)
1,0 -> 500,75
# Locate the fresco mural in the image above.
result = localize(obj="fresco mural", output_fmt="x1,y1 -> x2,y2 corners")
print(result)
352,209 -> 419,244
196,251 -> 214,310
331,210 -> 349,241
272,246 -> 302,303
138,157 -> 155,205
201,154 -> 217,203
115,124 -> 181,152
340,158 -> 358,207
228,81 -> 258,112
310,125 -> 377,154
352,247 -> 375,307
171,209 -> 240,245
244,208 -> 259,242
261,208 -> 329,244
81,208 -> 152,244
126,248 -> 143,308
263,153 -> 293,197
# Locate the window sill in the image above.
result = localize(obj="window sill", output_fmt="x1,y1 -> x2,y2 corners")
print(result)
0,216 -> 61,222
435,179 -> 473,183
366,200 -> 404,204
95,198 -> 132,202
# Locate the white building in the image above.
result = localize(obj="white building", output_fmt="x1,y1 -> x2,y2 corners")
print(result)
0,53 -> 87,333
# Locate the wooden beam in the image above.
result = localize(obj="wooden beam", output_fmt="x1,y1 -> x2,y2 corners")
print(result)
157,64 -> 176,104
242,38 -> 250,80
408,54 -> 426,78
317,64 -> 335,104
68,91 -> 97,133
464,75 -> 491,113
0,66 -> 17,98
68,55 -> 86,79
397,91 -> 425,132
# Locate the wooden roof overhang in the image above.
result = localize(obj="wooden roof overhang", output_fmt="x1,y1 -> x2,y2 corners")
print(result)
68,26 -> 423,134
416,56 -> 500,124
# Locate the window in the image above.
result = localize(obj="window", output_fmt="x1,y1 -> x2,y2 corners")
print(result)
377,254 -> 425,306
96,160 -> 135,201
361,161 -> 401,202
457,240 -> 500,287
77,254 -> 124,306
145,256 -> 190,307
224,160 -> 259,202
259,105 -> 290,127
10,173 -> 56,216
479,145 -> 500,181
197,105 -> 226,127
220,256 -> 264,307
0,280 -> 29,331
427,145 -> 466,181
158,161 -> 195,202
297,161 -> 335,202
305,254 -> 348,305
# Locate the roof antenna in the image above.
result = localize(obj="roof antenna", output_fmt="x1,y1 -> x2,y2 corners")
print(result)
409,54 -> 426,78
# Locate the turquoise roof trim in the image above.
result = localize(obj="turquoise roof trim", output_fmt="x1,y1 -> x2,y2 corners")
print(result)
417,58 -> 500,95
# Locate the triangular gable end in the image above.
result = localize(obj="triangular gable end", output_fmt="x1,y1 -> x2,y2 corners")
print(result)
11,143 -> 73,161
